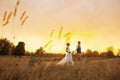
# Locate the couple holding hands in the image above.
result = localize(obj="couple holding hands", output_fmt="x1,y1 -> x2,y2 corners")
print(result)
57,41 -> 82,65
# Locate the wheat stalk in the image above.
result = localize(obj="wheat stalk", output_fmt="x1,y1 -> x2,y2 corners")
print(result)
2,21 -> 9,26
58,26 -> 63,40
13,6 -> 17,17
16,0 -> 20,6
20,11 -> 26,20
43,40 -> 52,49
3,11 -> 7,21
64,35 -> 71,44
14,0 -> 21,17
50,29 -> 55,38
64,32 -> 71,37
21,16 -> 28,26
48,44 -> 52,51
6,11 -> 12,22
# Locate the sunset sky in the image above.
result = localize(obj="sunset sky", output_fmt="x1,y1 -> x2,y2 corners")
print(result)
0,0 -> 120,54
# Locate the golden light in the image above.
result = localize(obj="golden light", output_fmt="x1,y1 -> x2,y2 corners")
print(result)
14,36 -> 46,52
47,39 -> 65,53
1,0 -> 120,55
15,33 -> 88,53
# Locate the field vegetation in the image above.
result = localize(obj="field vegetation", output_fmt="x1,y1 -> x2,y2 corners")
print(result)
0,56 -> 120,80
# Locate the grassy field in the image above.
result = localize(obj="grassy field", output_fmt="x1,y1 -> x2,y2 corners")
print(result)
0,56 -> 120,80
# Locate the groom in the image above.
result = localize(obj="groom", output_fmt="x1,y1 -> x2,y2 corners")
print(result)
74,41 -> 82,60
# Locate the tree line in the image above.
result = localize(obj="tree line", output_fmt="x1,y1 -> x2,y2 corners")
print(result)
0,38 -> 120,57
0,38 -> 25,56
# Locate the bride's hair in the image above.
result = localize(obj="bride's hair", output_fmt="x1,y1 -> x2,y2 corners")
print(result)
78,41 -> 81,44
66,42 -> 70,46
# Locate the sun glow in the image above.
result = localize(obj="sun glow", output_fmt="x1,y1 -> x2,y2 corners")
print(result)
12,34 -> 87,53
0,0 -> 120,55
13,36 -> 45,52
16,29 -> 91,53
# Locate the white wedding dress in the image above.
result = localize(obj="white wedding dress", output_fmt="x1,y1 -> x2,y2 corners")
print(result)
57,47 -> 74,65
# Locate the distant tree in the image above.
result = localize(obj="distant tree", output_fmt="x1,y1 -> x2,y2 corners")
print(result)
85,49 -> 92,57
92,51 -> 99,57
84,50 -> 99,57
0,38 -> 14,55
106,50 -> 114,58
105,46 -> 115,58
106,46 -> 114,53
100,51 -> 114,58
117,49 -> 120,57
35,47 -> 45,56
100,52 -> 106,57
13,42 -> 25,56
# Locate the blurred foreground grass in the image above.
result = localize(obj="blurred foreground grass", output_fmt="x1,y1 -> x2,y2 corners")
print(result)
0,56 -> 120,80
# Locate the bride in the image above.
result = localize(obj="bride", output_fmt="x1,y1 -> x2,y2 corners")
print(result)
57,42 -> 74,65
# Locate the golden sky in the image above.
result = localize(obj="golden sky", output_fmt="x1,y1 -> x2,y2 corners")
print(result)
0,0 -> 120,53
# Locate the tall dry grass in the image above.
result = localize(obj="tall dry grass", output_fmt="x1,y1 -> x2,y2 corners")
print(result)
13,0 -> 20,17
6,11 -> 12,22
13,6 -> 18,17
3,11 -> 7,21
58,26 -> 63,40
20,11 -> 26,20
21,16 -> 28,26
43,40 -> 52,49
48,44 -> 52,51
64,35 -> 71,44
2,11 -> 12,26
50,29 -> 55,38
16,0 -> 20,6
2,21 -> 9,26
0,56 -> 120,80
2,0 -> 28,27
63,32 -> 71,44
64,32 -> 71,37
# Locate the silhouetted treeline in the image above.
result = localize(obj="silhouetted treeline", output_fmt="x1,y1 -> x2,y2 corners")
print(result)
82,49 -> 99,57
12,42 -> 25,56
34,47 -> 45,56
82,49 -> 115,58
0,38 -> 120,58
0,38 -> 14,55
0,38 -> 25,56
